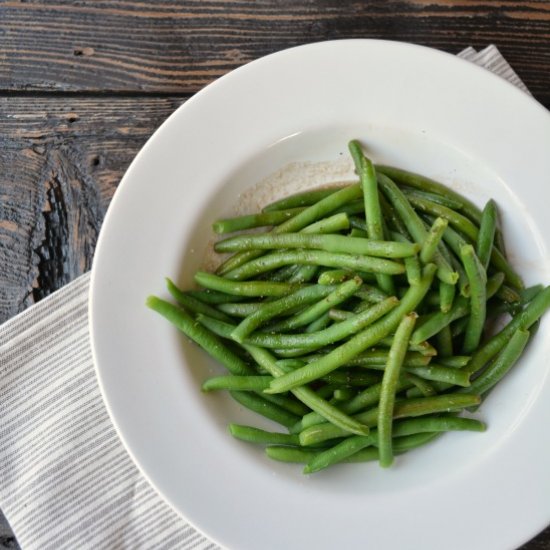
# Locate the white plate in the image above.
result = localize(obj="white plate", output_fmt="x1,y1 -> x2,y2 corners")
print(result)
90,40 -> 550,550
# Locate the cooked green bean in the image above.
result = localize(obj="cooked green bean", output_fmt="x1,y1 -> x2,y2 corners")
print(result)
265,264 -> 436,394
299,393 -> 481,446
271,277 -> 363,331
405,374 -> 437,397
146,296 -> 253,375
464,285 -> 550,376
460,244 -> 487,353
213,207 -> 306,233
402,187 -> 464,211
476,200 -> 497,270
262,186 -> 344,212
377,173 -> 457,285
230,390 -> 300,428
378,313 -> 417,467
202,375 -> 272,392
165,278 -> 233,322
407,193 -> 479,242
439,282 -> 456,313
375,165 -> 484,225
218,187 -> 359,275
195,272 -> 304,297
349,141 -> 395,295
230,284 -> 335,343
223,249 -> 405,281
234,297 -> 399,350
463,329 -> 530,396
435,324 -> 453,357
244,344 -> 370,436
304,415 -> 486,472
229,424 -> 300,446
420,217 -> 449,263
317,269 -> 356,285
216,233 -> 419,259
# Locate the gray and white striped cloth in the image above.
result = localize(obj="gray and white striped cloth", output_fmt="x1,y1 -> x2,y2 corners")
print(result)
0,46 -> 532,549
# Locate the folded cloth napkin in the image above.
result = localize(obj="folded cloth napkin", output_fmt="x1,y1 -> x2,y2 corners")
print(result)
0,46 -> 532,550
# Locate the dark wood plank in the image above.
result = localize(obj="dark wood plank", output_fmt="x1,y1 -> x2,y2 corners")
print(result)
0,96 -> 185,323
0,0 -> 549,108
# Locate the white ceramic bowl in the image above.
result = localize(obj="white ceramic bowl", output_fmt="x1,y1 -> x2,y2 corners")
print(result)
90,40 -> 550,549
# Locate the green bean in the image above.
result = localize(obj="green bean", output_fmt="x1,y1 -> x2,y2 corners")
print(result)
266,446 -> 322,463
186,289 -> 248,304
230,284 -> 335,343
460,244 -> 487,354
375,165 -> 484,226
404,365 -> 470,387
299,393 -> 481,446
271,277 -> 363,331
438,355 -> 470,368
349,228 -> 369,238
237,297 -> 399,350
476,200 -> 497,270
218,187 -> 359,275
440,222 -> 522,290
266,445 -> 382,464
344,350 -> 431,368
520,284 -> 544,304
378,313 -> 417,467
328,308 -> 352,322
216,302 -> 265,317
165,278 -> 234,322
230,390 -> 300,429
464,285 -> 550,376
349,141 -> 396,295
305,312 -> 331,333
407,193 -> 479,242
402,187 -> 464,211
291,378 -> 414,434
212,207 -> 306,233
262,186 -> 345,212
216,233 -> 419,259
202,375 -> 272,392
320,371 -> 381,387
244,344 -> 370,436
223,249 -> 405,281
411,296 -> 469,345
261,392 -> 311,417
377,173 -> 457,285
146,296 -> 253,375
462,329 -> 530,396
435,324 -> 453,357
333,388 -> 355,401
439,282 -> 456,313
304,433 -> 376,473
195,272 -> 304,297
304,415 -> 485,472
265,264 -> 436,394
405,374 -> 437,397
287,265 -> 319,284
356,284 -> 391,304
420,217 -> 449,263
496,285 -> 522,304
229,424 -> 300,446
317,269 -> 355,285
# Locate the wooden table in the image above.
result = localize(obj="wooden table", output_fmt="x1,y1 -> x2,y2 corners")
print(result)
1,1 -> 549,548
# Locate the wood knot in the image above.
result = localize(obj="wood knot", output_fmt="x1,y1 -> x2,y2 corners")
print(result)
73,47 -> 95,57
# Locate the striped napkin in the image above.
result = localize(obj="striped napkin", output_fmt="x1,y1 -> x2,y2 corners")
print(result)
0,46 -> 533,550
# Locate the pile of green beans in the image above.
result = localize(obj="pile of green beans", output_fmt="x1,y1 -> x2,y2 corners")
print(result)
147,140 -> 550,475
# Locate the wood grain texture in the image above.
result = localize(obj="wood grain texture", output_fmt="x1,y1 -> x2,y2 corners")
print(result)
0,96 -> 184,323
0,0 -> 549,107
